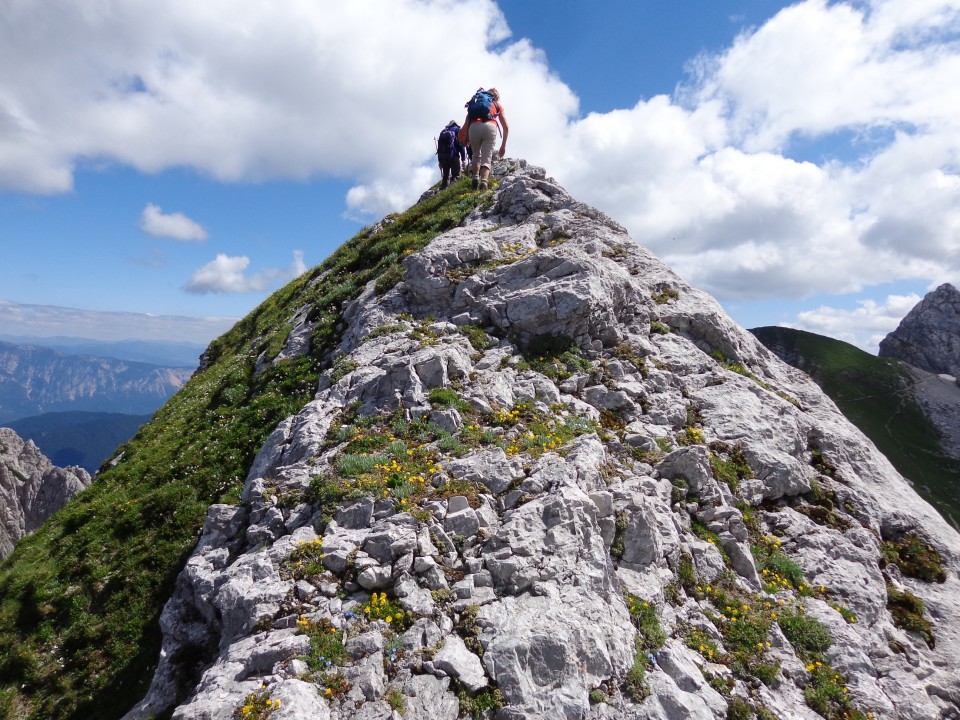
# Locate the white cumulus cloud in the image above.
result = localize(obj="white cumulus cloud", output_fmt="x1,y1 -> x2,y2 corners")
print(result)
139,203 -> 208,241
549,0 -> 960,306
3,0 -> 960,347
184,250 -> 306,294
0,0 -> 527,192
788,293 -> 925,353
0,300 -> 234,344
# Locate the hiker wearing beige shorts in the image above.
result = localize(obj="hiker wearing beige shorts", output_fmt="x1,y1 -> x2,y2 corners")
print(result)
465,88 -> 509,190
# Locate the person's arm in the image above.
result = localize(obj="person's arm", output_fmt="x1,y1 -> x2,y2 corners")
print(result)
497,107 -> 509,158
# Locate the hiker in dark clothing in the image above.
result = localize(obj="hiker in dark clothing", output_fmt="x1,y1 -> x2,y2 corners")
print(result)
437,121 -> 465,188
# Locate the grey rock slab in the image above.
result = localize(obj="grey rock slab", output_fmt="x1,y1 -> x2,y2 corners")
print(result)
0,428 -> 91,559
445,447 -> 525,494
270,679 -> 330,720
879,283 -> 960,377
336,497 -> 375,529
346,630 -> 384,659
400,674 -> 459,720
433,633 -> 488,692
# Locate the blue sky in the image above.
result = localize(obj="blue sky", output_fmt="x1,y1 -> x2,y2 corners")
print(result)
2,0 -> 958,351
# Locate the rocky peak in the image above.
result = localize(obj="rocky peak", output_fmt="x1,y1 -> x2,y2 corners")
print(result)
879,283 -> 960,377
0,427 -> 91,559
123,162 -> 960,720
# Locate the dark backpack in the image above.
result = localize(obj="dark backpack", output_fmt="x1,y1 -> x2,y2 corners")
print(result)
466,88 -> 497,122
437,126 -> 458,161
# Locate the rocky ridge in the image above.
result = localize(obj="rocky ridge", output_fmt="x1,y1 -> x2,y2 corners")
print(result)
879,283 -> 960,378
879,283 -> 960,463
905,366 -> 960,460
0,427 -> 91,559
125,162 -> 960,720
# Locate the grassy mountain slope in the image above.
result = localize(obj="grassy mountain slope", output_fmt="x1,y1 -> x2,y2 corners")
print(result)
751,326 -> 960,528
0,181 -> 486,720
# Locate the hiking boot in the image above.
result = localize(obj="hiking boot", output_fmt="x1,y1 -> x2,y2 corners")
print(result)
471,176 -> 480,190
479,180 -> 488,191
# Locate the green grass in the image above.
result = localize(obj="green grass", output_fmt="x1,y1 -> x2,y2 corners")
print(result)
0,180 -> 488,720
459,325 -> 493,352
778,609 -> 833,655
457,686 -> 505,720
751,326 -> 960,528
752,536 -> 810,594
428,387 -> 472,412
886,584 -> 934,648
622,641 -> 650,702
516,333 -> 592,381
880,533 -> 947,583
727,697 -> 754,720
299,617 -> 348,671
625,594 -> 666,652
384,686 -> 405,714
710,443 -> 752,492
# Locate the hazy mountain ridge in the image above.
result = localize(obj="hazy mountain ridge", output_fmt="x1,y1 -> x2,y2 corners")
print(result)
2,162 -> 959,720
0,340 -> 193,423
0,335 -> 205,368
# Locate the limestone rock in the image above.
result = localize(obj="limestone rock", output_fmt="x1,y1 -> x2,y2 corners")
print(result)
0,427 -> 91,559
126,161 -> 960,720
879,282 -> 960,377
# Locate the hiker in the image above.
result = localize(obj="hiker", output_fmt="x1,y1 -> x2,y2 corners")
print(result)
436,120 -> 465,189
462,87 -> 509,191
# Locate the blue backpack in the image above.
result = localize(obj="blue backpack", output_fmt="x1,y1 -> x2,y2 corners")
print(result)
437,126 -> 458,161
466,88 -> 497,122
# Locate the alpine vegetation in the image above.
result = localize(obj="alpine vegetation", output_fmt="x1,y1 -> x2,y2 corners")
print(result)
2,162 -> 959,720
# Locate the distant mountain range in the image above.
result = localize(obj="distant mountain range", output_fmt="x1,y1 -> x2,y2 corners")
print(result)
0,339 -> 193,424
0,334 -> 204,368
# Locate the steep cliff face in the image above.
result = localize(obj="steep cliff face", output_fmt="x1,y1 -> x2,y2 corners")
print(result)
0,427 -> 91,558
122,162 -> 960,720
879,283 -> 960,378
0,340 -> 193,423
